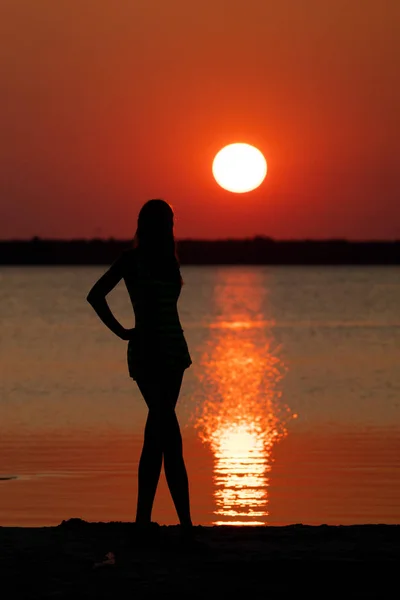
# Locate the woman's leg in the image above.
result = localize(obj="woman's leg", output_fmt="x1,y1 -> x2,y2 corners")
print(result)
161,371 -> 192,528
134,402 -> 164,524
135,370 -> 192,527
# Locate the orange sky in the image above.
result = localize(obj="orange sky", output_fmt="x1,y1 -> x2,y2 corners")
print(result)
1,1 -> 399,239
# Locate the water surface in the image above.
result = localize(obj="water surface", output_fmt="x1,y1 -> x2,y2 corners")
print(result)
1,266 -> 399,526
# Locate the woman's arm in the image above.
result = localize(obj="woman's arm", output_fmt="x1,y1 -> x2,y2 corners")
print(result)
86,254 -> 133,340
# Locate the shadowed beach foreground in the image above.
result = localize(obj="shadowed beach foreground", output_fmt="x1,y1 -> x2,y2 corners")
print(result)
1,520 -> 399,598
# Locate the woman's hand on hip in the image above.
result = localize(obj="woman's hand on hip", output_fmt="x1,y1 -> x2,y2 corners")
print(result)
120,328 -> 136,341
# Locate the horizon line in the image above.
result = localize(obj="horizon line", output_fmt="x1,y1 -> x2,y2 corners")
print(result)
1,236 -> 400,244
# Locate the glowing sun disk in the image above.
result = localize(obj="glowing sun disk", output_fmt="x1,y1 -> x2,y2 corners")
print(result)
212,143 -> 267,193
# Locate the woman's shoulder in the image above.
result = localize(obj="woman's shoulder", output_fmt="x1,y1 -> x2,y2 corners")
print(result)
121,247 -> 138,261
117,247 -> 139,276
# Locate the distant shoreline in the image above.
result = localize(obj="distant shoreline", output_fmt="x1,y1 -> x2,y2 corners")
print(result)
1,237 -> 399,265
0,236 -> 400,266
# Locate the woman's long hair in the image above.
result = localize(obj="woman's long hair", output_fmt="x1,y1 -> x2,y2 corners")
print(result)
133,199 -> 182,283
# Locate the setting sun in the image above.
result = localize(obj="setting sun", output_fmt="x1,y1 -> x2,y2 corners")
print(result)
212,143 -> 267,193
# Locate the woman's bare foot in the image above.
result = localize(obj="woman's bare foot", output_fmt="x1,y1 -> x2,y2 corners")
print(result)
133,521 -> 160,546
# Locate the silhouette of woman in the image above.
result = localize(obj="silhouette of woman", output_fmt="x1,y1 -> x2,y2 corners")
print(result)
87,199 -> 194,540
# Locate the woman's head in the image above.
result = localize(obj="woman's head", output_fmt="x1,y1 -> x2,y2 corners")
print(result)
137,199 -> 174,241
133,199 -> 181,280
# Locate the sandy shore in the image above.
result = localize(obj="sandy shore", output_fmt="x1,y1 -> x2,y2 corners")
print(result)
1,519 -> 399,598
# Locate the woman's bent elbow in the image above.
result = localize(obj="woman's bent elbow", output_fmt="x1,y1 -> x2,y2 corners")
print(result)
86,291 -> 97,305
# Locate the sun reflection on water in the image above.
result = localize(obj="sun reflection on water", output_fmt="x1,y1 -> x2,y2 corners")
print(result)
192,270 -> 294,525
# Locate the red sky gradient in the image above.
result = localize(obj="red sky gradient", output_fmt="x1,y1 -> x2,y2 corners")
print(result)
1,1 -> 399,240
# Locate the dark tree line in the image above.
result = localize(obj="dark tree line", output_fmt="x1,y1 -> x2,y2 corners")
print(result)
0,237 -> 399,265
